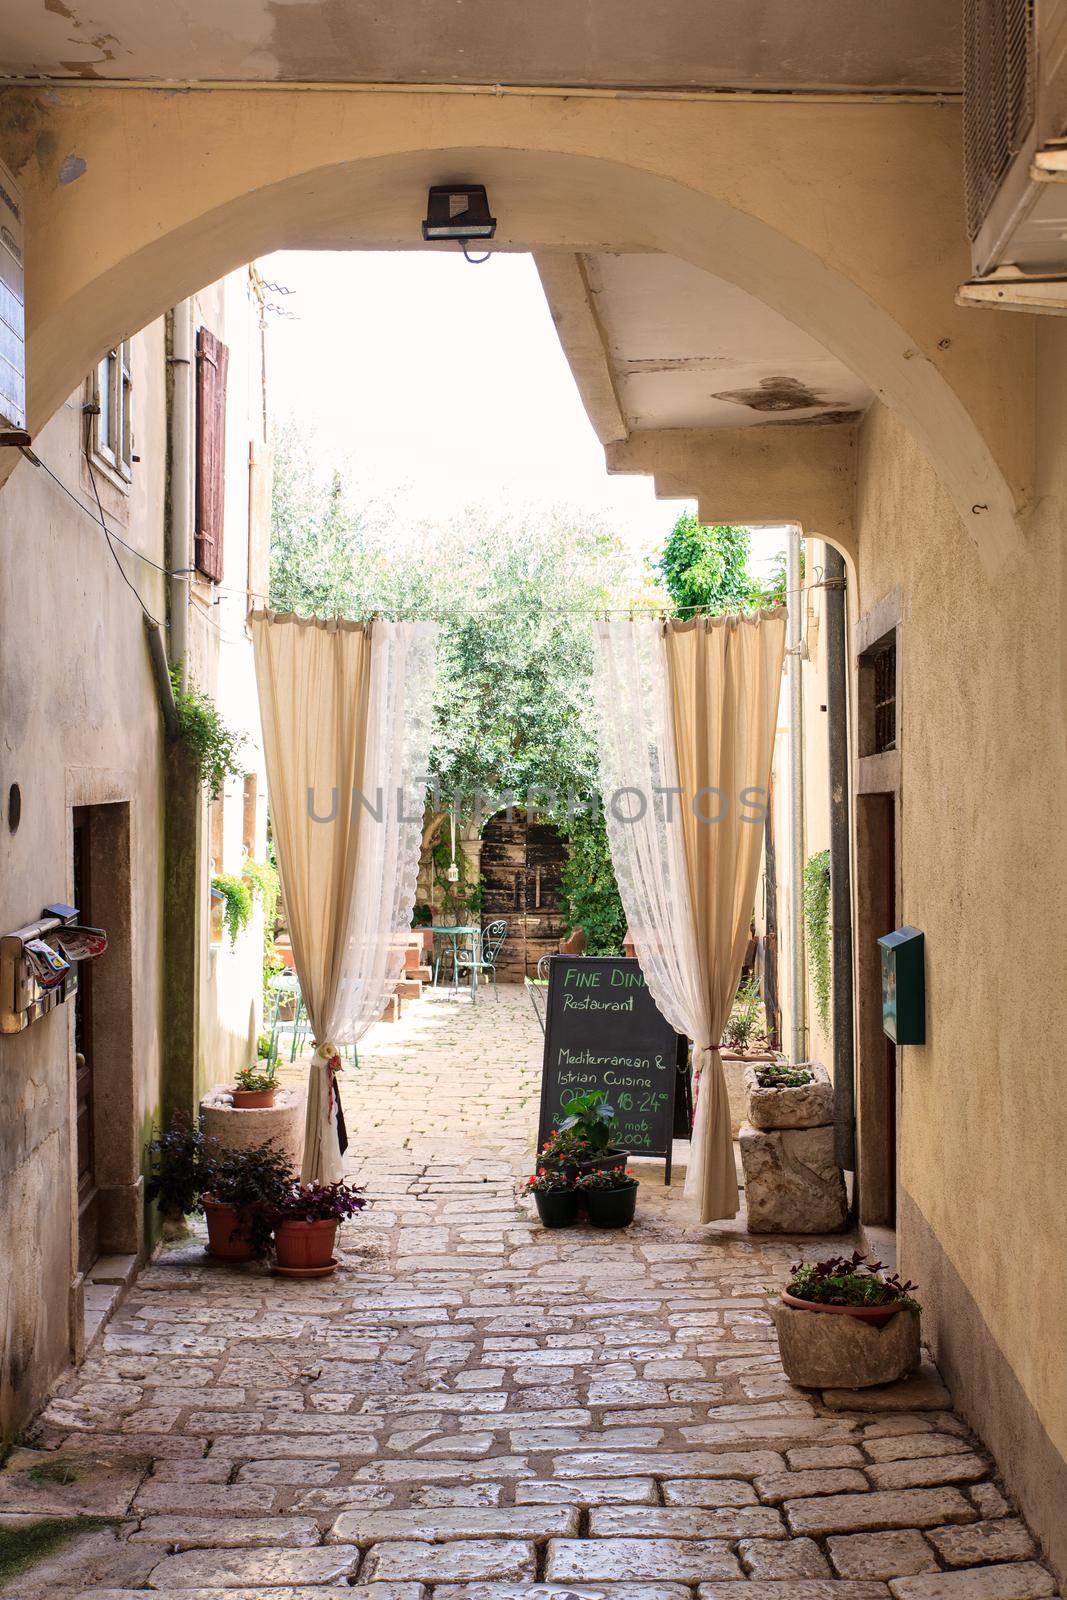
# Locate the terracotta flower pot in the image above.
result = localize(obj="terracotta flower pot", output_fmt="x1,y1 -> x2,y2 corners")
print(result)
583,1180 -> 639,1230
780,1291 -> 904,1330
203,1196 -> 254,1261
532,1189 -> 580,1228
231,1088 -> 277,1109
274,1218 -> 339,1271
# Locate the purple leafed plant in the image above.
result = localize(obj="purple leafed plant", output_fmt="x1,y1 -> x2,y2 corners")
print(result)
272,1181 -> 367,1225
787,1249 -> 920,1314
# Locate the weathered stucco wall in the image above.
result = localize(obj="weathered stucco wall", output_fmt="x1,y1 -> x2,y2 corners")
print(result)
853,360 -> 1067,1575
0,328 -> 168,1435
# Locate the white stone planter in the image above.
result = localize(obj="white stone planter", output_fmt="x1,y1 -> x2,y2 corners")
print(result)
740,1061 -> 846,1233
744,1059 -> 835,1129
773,1300 -> 921,1389
200,1084 -> 305,1173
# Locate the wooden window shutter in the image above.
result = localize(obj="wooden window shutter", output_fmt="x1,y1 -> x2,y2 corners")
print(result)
195,326 -> 229,582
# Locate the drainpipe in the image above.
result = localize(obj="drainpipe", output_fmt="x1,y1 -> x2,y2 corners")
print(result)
787,524 -> 807,1064
166,300 -> 193,687
824,546 -> 856,1171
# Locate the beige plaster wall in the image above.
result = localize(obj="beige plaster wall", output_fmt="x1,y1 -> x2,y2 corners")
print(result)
189,272 -> 270,1102
853,362 -> 1067,1565
0,326 -> 168,1435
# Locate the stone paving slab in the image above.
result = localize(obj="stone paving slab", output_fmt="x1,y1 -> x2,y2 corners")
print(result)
18,989 -> 1056,1600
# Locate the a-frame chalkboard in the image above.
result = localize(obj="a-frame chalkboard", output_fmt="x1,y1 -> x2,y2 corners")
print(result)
536,955 -> 691,1183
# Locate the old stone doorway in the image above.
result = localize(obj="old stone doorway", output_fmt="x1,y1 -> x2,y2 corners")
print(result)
480,813 -> 567,981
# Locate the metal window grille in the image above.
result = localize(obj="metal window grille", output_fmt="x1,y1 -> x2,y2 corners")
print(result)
873,642 -> 897,754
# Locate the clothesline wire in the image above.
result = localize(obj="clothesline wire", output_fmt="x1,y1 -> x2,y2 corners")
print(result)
19,442 -> 833,625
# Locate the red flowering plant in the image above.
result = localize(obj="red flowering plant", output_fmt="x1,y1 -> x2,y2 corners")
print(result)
271,1180 -> 367,1226
521,1166 -> 574,1195
538,1128 -> 593,1164
575,1166 -> 638,1191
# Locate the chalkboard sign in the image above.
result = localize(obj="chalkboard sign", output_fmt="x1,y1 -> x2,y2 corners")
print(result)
536,956 -> 690,1182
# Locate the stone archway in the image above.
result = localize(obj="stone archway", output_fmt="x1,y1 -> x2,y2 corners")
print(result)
0,86 -> 1032,566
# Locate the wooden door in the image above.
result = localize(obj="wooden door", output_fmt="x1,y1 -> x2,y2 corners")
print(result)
72,807 -> 99,1273
480,815 -> 568,980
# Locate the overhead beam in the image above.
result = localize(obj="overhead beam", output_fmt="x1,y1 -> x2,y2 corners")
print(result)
534,253 -> 628,445
606,423 -> 857,557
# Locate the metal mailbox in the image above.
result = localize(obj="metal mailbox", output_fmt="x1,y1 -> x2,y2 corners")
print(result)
0,905 -> 81,1034
878,924 -> 925,1046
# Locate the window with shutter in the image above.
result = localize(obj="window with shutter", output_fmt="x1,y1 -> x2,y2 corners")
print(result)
195,326 -> 229,583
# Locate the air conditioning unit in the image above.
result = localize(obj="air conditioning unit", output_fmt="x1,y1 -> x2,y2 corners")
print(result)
957,0 -> 1067,311
0,155 -> 27,442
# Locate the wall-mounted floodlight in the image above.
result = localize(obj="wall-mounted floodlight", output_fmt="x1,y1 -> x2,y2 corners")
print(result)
422,184 -> 497,263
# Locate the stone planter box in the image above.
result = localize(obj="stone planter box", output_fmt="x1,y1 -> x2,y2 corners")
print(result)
200,1084 -> 305,1173
744,1059 -> 834,1130
773,1299 -> 921,1389
740,1121 -> 848,1233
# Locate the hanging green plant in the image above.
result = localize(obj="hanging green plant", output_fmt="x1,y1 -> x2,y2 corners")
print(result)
170,664 -> 247,801
803,848 -> 832,1035
243,857 -> 280,942
212,872 -> 253,948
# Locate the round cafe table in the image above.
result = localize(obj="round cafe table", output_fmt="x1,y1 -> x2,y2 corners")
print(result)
431,925 -> 481,997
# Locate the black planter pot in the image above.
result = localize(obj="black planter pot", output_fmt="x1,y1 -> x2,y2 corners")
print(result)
543,1147 -> 629,1185
533,1188 -> 580,1228
582,1180 -> 639,1229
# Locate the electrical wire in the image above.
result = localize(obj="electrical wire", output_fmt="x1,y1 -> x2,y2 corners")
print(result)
81,411 -> 161,625
20,442 -> 831,623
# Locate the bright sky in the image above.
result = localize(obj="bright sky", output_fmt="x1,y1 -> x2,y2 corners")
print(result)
259,250 -> 688,551
259,248 -> 786,576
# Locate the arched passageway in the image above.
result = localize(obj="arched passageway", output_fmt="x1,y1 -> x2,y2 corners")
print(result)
1,86 -> 1031,564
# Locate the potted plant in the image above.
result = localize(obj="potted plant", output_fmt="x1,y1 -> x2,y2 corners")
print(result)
271,1180 -> 366,1275
575,1166 -> 639,1229
539,1092 -> 628,1179
145,1115 -> 220,1239
774,1251 -> 922,1390
232,1053 -> 279,1109
201,1140 -> 295,1262
521,1167 -> 579,1228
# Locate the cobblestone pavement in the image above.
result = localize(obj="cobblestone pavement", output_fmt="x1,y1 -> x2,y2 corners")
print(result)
4,988 -> 1056,1599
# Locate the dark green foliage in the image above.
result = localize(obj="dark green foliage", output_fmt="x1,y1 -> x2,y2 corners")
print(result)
722,976 -> 765,1051
755,1064 -> 814,1088
558,1090 -> 618,1153
145,1116 -> 220,1219
803,848 -> 832,1034
653,513 -> 763,614
209,1140 -> 298,1259
555,806 -> 626,955
0,1518 -> 116,1584
169,666 -> 247,801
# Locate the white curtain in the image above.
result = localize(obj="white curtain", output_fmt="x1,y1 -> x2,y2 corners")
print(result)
251,613 -> 438,1183
593,614 -> 786,1222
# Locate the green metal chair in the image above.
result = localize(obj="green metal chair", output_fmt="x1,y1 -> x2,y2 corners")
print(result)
454,919 -> 509,1001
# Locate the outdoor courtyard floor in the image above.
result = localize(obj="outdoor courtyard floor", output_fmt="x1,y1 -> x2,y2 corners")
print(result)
2,986 -> 1057,1598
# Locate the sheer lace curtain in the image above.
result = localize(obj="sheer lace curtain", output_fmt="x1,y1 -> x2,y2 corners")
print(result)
593,613 -> 786,1223
251,612 -> 438,1183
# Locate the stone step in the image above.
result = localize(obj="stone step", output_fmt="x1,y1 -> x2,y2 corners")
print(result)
88,1253 -> 138,1288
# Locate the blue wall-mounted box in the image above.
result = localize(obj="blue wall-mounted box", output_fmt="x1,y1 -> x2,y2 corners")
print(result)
877,925 -> 925,1045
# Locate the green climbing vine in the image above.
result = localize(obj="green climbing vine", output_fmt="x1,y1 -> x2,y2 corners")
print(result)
170,664 -> 247,801
803,848 -> 832,1035
211,872 -> 253,949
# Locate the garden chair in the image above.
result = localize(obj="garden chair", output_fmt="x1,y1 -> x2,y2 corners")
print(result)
454,919 -> 509,1001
